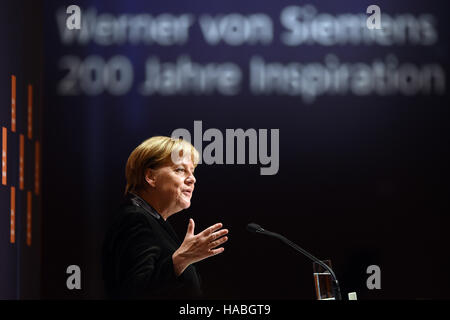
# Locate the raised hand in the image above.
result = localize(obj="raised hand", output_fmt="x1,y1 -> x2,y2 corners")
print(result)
172,219 -> 229,276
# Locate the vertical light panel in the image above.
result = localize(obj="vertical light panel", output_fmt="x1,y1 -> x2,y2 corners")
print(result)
11,75 -> 16,132
20,134 -> 24,190
35,141 -> 40,195
11,186 -> 16,244
2,127 -> 6,185
27,85 -> 33,139
27,191 -> 32,246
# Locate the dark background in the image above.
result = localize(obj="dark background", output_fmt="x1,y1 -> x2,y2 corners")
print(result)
0,0 -> 43,299
1,0 -> 449,299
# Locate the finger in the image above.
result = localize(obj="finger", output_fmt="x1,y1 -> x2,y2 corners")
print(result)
208,229 -> 229,241
209,247 -> 225,256
208,236 -> 228,249
201,223 -> 223,237
186,218 -> 195,236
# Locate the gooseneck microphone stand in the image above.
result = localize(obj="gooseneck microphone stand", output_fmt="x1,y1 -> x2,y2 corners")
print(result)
247,223 -> 342,300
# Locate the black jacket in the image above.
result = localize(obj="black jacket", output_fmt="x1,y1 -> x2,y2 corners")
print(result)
102,193 -> 202,299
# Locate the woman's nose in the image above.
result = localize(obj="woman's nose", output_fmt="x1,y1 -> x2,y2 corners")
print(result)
186,173 -> 196,185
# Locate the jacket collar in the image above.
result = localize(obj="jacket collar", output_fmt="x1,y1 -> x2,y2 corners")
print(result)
129,192 -> 161,220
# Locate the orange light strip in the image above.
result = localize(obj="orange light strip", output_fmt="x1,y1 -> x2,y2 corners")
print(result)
27,85 -> 33,139
27,191 -> 32,246
20,134 -> 24,190
11,186 -> 16,244
11,75 -> 16,132
2,127 -> 6,185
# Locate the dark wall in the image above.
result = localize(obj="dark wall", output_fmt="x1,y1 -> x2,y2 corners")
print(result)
41,0 -> 450,299
0,0 -> 43,299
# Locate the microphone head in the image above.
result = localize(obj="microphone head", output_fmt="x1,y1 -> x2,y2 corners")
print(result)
246,223 -> 264,233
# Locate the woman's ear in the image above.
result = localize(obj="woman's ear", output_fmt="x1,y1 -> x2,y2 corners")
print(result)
144,168 -> 157,188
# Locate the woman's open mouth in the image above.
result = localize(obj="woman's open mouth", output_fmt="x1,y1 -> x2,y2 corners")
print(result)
182,190 -> 192,197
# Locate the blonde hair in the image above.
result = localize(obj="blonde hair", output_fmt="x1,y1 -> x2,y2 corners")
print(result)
125,136 -> 199,195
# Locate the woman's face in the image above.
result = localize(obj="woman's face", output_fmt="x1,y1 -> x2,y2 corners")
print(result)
151,158 -> 196,214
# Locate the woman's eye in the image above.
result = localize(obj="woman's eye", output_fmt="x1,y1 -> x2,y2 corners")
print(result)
176,168 -> 185,172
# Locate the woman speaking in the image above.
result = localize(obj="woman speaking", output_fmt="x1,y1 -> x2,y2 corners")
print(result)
102,136 -> 229,299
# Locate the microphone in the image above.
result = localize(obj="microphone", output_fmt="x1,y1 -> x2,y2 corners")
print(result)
246,222 -> 342,300
246,223 -> 265,233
